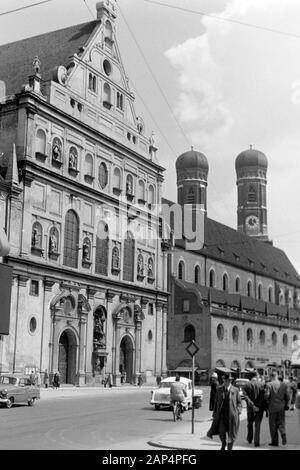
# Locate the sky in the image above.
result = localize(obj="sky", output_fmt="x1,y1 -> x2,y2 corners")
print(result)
0,0 -> 300,273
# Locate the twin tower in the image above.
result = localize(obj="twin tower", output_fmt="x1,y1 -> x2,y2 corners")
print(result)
175,146 -> 269,242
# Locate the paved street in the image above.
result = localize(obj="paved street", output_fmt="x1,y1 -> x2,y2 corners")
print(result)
0,385 -> 211,450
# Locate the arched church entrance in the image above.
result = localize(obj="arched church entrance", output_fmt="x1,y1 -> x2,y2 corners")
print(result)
119,335 -> 134,383
58,330 -> 77,384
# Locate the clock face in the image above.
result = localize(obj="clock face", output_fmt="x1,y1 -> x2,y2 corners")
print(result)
246,215 -> 259,228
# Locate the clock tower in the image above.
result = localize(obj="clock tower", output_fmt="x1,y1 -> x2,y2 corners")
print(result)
235,146 -> 269,242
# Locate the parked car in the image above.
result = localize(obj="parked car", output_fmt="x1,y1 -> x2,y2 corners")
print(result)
234,378 -> 250,400
0,375 -> 40,408
150,376 -> 203,410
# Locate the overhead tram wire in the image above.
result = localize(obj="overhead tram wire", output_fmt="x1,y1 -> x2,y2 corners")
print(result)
0,0 -> 53,17
143,0 -> 300,40
116,0 -> 192,149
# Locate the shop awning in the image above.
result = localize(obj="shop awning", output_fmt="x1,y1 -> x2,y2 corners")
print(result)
215,367 -> 232,374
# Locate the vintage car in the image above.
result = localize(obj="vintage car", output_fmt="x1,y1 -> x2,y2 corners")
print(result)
150,376 -> 203,410
0,375 -> 40,408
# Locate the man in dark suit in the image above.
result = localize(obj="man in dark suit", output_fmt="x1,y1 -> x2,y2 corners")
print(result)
207,372 -> 242,450
243,373 -> 266,447
264,371 -> 290,447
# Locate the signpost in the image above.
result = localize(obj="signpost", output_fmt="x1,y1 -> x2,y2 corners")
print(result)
185,340 -> 199,434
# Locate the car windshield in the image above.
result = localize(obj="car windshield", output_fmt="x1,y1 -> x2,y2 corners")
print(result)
0,376 -> 17,385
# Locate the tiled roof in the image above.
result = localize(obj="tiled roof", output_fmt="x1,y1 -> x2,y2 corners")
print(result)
0,21 -> 98,96
162,198 -> 300,287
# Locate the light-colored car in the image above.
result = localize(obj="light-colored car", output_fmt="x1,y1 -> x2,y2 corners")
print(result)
150,376 -> 203,410
234,378 -> 250,400
0,375 -> 40,408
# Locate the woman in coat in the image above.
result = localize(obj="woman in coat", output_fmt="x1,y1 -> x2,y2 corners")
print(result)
207,373 -> 242,450
209,372 -> 219,412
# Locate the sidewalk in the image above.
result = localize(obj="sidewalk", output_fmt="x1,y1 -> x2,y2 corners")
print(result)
148,409 -> 300,451
40,383 -> 153,399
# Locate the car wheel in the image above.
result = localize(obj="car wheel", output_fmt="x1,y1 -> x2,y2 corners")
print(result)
154,404 -> 160,410
6,398 -> 13,409
28,398 -> 36,406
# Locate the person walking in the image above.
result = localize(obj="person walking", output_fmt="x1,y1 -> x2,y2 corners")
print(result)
243,373 -> 266,447
35,369 -> 42,387
43,369 -> 49,388
138,374 -> 143,387
29,370 -> 36,386
288,375 -> 297,410
209,372 -> 219,413
207,372 -> 242,450
264,370 -> 290,447
296,390 -> 300,432
53,371 -> 60,389
156,375 -> 162,387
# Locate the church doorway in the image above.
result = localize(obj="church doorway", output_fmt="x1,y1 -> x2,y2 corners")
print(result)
119,335 -> 134,383
58,330 -> 77,384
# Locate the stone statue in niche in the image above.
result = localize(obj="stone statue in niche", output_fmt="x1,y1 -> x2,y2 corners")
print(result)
52,140 -> 61,161
137,255 -> 144,277
69,149 -> 77,169
32,227 -> 40,247
112,247 -> 119,269
126,178 -> 133,195
93,313 -> 106,349
49,233 -> 57,253
83,241 -> 91,261
148,258 -> 154,278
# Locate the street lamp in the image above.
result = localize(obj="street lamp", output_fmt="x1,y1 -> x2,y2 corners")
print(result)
185,340 -> 199,434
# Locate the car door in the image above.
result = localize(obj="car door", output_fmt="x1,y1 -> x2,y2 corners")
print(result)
18,378 -> 29,403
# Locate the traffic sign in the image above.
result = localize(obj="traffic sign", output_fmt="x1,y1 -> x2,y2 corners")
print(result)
186,340 -> 199,358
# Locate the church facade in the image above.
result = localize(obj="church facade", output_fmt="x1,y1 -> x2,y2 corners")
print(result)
0,1 -> 168,385
166,147 -> 300,381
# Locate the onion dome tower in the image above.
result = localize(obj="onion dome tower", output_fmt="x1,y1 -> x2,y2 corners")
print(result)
235,145 -> 269,241
176,147 -> 209,216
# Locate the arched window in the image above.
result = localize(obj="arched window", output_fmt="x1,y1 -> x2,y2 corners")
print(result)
259,330 -> 265,345
178,261 -> 185,280
247,328 -> 253,344
104,20 -> 113,42
235,277 -> 240,293
248,186 -> 257,202
217,324 -> 224,341
293,334 -> 298,343
194,266 -> 200,284
232,326 -> 239,343
123,231 -> 135,282
184,324 -> 195,342
272,331 -> 277,346
95,222 -> 109,276
63,210 -> 79,268
36,129 -> 47,156
88,73 -> 96,92
103,83 -> 111,107
247,280 -> 252,297
283,333 -> 288,348
258,284 -> 262,300
84,154 -> 93,180
148,185 -> 155,205
187,187 -> 195,204
268,286 -> 273,303
223,273 -> 228,291
31,222 -> 43,249
279,294 -> 284,305
113,167 -> 121,190
116,92 -> 123,110
209,269 -> 215,288
137,180 -> 145,202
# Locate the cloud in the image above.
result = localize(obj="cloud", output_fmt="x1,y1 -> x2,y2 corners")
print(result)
164,0 -> 300,270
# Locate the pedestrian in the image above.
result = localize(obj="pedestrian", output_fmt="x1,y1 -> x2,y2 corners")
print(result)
288,375 -> 297,410
29,370 -> 36,386
107,372 -> 112,388
43,369 -> 49,388
53,371 -> 60,389
138,374 -> 143,387
243,372 -> 266,447
206,372 -> 242,450
296,390 -> 300,432
156,375 -> 162,387
209,372 -> 219,413
264,370 -> 290,447
35,369 -> 41,387
123,371 -> 127,384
